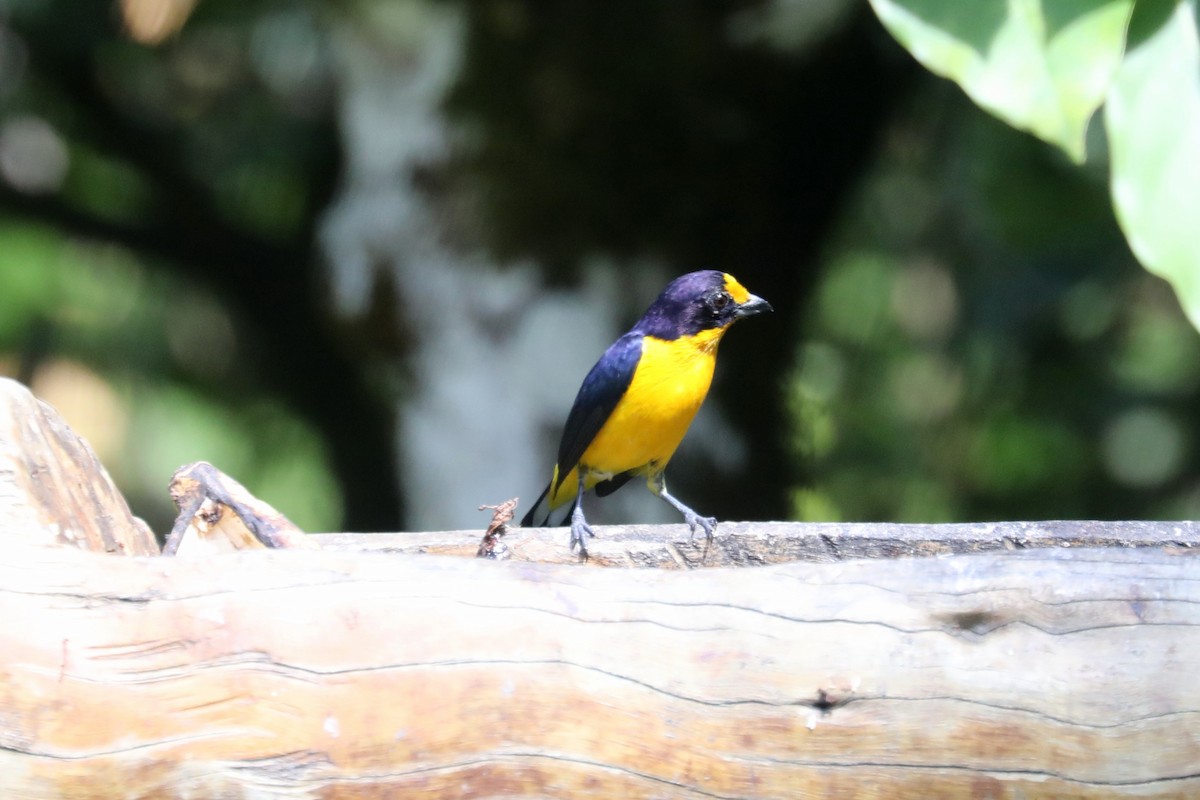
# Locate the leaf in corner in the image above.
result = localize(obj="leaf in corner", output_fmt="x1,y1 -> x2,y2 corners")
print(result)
1106,0 -> 1200,332
870,0 -> 1134,163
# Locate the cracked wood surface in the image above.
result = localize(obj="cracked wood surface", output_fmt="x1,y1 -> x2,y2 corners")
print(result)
0,543 -> 1198,798
317,518 -> 1200,568
4,375 -> 1200,797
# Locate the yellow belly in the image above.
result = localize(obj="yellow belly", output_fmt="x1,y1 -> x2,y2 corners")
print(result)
549,329 -> 724,507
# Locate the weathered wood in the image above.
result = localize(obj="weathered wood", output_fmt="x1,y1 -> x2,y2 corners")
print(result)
0,542 -> 1198,798
164,461 -> 315,555
0,377 -> 156,555
4,374 -> 1200,797
316,518 -> 1200,567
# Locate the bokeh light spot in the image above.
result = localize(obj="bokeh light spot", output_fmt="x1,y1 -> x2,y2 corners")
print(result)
30,360 -> 128,464
1102,407 -> 1187,488
887,352 -> 963,424
0,115 -> 68,194
120,0 -> 198,46
890,258 -> 958,342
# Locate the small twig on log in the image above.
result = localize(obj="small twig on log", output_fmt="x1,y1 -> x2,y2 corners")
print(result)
476,498 -> 518,559
162,461 -> 316,556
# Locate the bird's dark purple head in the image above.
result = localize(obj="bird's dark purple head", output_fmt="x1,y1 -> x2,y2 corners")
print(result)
633,270 -> 772,340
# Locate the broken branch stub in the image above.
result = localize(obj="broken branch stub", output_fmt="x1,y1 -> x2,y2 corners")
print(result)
0,377 -> 157,554
163,461 -> 316,556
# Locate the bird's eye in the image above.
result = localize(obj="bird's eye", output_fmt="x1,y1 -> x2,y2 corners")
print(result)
711,291 -> 731,311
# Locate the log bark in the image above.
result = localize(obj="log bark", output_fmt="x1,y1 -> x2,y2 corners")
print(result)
0,542 -> 1198,799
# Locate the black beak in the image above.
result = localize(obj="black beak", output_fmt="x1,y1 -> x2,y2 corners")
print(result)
735,293 -> 772,318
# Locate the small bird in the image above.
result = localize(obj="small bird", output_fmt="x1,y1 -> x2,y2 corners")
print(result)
521,270 -> 772,556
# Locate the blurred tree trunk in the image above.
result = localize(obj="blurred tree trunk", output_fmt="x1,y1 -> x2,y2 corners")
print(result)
442,2 -> 918,521
320,2 -> 647,530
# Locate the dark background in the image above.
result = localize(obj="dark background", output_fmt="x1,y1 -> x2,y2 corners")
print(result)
1,0 -> 1196,535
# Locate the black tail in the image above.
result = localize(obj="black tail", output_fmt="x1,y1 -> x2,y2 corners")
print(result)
521,482 -> 576,527
520,483 -> 552,527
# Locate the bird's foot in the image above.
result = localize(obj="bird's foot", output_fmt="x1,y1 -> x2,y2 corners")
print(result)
569,506 -> 595,559
685,512 -> 717,543
652,480 -> 716,546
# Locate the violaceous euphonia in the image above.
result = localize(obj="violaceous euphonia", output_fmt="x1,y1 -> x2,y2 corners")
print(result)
521,270 -> 772,556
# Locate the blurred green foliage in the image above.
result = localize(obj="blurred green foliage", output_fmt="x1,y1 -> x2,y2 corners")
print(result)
0,221 -> 341,534
871,0 -> 1200,335
0,0 -> 1197,534
790,83 -> 1200,522
0,0 -> 344,535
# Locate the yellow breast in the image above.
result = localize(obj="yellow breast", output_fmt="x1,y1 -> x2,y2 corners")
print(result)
580,328 -> 723,479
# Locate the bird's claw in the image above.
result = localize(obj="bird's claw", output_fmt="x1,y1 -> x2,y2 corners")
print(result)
685,513 -> 717,543
569,507 -> 595,559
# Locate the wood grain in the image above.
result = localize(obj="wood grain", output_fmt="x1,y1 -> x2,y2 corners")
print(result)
317,518 -> 1200,568
164,461 -> 316,556
0,542 -> 1197,798
0,377 -> 156,555
4,374 -> 1200,797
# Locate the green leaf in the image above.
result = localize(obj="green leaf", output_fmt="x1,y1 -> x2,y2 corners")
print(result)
870,0 -> 1134,162
1106,0 -> 1200,331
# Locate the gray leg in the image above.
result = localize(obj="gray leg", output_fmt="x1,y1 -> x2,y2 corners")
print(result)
648,473 -> 716,542
569,476 -> 594,557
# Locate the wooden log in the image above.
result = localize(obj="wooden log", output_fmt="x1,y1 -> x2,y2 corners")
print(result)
4,374 -> 1200,797
0,377 -> 156,555
317,518 -> 1200,567
0,540 -> 1198,798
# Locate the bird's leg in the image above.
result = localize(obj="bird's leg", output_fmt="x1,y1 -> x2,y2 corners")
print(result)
648,473 -> 717,542
569,476 -> 594,558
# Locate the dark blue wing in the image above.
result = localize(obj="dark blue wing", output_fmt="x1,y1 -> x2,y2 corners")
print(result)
520,333 -> 643,528
553,332 -> 643,493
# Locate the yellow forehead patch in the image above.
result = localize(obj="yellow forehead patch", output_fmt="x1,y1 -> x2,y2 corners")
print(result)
721,273 -> 752,304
